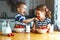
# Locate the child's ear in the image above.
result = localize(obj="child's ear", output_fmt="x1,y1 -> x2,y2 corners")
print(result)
17,8 -> 21,12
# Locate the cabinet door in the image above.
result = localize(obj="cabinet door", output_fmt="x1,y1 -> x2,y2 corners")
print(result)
0,22 -> 2,32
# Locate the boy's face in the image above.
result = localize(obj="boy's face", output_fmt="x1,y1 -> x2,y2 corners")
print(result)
17,4 -> 27,15
35,10 -> 45,19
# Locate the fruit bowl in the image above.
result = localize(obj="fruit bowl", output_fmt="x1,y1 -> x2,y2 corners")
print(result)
37,29 -> 48,34
14,28 -> 25,32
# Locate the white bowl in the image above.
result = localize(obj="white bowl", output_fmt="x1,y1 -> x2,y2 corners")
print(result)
14,28 -> 25,32
37,29 -> 48,34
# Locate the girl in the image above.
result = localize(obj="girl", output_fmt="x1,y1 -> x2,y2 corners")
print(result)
32,4 -> 52,33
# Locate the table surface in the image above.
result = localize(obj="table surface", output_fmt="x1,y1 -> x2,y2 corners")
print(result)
0,31 -> 60,40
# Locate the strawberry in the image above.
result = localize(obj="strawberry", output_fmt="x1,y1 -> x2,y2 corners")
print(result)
41,26 -> 46,29
38,27 -> 40,29
14,25 -> 19,28
8,33 -> 11,37
11,33 -> 14,36
34,30 -> 37,33
22,26 -> 24,28
37,16 -> 40,19
19,26 -> 22,28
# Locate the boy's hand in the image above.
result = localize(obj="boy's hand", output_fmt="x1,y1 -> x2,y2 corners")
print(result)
34,18 -> 39,21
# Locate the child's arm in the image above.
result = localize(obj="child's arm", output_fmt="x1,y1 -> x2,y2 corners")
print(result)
23,18 -> 34,24
32,24 -> 36,32
47,23 -> 51,29
46,18 -> 51,32
32,24 -> 36,29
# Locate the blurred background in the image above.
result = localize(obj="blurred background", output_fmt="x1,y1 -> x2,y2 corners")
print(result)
0,0 -> 60,32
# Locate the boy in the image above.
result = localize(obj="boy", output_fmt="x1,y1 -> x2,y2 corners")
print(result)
14,1 -> 34,32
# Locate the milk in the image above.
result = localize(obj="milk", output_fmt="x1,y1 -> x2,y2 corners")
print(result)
2,21 -> 12,35
26,24 -> 30,33
49,24 -> 54,33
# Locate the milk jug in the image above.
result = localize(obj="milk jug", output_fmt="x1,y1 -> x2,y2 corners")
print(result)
2,21 -> 12,35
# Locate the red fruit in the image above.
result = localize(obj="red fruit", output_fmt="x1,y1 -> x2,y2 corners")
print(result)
38,27 -> 40,29
18,26 -> 20,28
14,25 -> 16,28
23,26 -> 25,28
17,25 -> 20,28
41,26 -> 46,29
14,25 -> 19,28
37,16 -> 40,19
8,34 -> 11,37
34,30 -> 37,33
11,33 -> 14,36
34,18 -> 36,21
22,26 -> 23,28
20,26 -> 23,28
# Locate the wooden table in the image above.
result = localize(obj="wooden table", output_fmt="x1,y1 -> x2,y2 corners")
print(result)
0,31 -> 60,40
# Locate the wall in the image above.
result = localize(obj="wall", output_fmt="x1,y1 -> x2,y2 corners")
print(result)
0,1 -> 16,18
45,0 -> 54,24
0,0 -> 45,18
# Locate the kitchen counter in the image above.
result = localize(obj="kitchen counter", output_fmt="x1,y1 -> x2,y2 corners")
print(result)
0,31 -> 60,40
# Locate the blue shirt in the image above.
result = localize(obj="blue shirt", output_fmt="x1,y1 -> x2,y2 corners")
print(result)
15,14 -> 26,25
34,18 -> 51,27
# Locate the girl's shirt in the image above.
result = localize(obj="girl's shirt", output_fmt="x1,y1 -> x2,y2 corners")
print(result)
15,14 -> 26,26
34,18 -> 51,29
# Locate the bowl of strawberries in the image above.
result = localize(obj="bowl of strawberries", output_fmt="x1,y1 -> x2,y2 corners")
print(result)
36,26 -> 48,33
14,25 -> 25,32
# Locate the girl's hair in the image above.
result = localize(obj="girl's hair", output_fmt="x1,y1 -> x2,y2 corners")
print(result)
35,4 -> 51,19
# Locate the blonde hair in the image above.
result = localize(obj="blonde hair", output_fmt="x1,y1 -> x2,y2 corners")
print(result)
35,4 -> 51,19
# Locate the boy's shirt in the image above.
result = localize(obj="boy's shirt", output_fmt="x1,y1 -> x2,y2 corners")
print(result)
15,14 -> 26,26
34,18 -> 51,28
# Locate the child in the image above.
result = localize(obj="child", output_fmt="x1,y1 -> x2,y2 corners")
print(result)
14,1 -> 34,32
32,4 -> 52,33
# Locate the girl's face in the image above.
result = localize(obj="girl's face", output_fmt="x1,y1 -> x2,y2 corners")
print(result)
35,10 -> 46,20
17,4 -> 27,15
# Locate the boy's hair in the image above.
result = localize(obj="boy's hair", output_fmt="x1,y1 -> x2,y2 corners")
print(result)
35,4 -> 51,19
16,1 -> 26,8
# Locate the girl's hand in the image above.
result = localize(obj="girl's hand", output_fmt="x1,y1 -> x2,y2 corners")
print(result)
32,28 -> 37,33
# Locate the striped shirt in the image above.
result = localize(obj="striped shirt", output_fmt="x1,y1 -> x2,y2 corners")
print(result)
34,18 -> 51,27
15,14 -> 26,26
